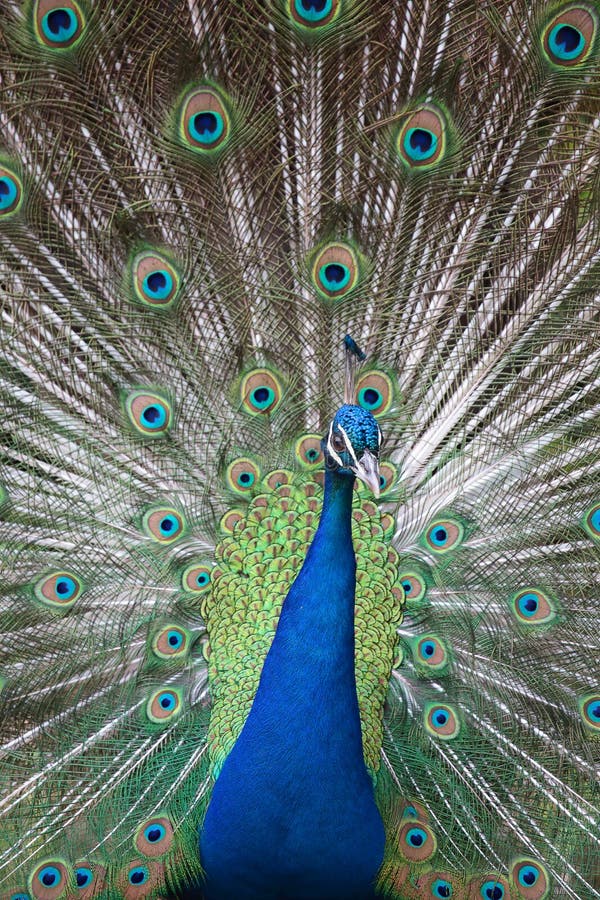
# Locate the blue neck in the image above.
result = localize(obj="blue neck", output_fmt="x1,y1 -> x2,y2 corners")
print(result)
200,468 -> 385,900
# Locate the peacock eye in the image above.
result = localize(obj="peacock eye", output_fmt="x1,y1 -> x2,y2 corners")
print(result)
0,166 -> 23,216
35,0 -> 86,49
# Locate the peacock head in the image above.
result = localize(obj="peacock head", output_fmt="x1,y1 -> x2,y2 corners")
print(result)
324,404 -> 382,497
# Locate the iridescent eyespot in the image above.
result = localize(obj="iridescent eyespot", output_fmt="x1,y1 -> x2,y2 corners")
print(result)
219,509 -> 245,533
579,693 -> 600,731
378,461 -> 397,495
398,568 -> 427,605
424,518 -> 464,553
288,0 -> 341,29
10,894 -> 31,900
182,563 -> 212,594
425,703 -> 460,739
132,251 -> 180,308
74,862 -> 106,897
510,859 -> 550,899
135,817 -> 174,857
583,502 -> 600,539
29,861 -> 68,900
146,688 -> 182,724
470,875 -> 510,900
124,390 -> 172,437
34,0 -> 85,49
355,370 -> 394,416
142,506 -> 186,543
151,625 -> 191,660
511,588 -> 555,625
240,368 -> 283,416
398,821 -> 438,862
311,242 -> 361,299
429,876 -> 455,898
34,571 -> 82,611
413,635 -> 450,674
118,860 -> 163,898
178,86 -> 231,153
542,6 -> 597,67
226,458 -> 261,495
295,434 -> 324,468
0,166 -> 23,216
397,105 -> 447,169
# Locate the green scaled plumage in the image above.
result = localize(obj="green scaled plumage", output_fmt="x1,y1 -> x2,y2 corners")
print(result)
0,0 -> 599,898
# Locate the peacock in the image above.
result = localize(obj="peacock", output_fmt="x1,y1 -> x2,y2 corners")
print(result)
0,0 -> 599,897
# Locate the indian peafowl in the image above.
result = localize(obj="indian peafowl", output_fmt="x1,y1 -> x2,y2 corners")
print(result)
0,1 -> 599,898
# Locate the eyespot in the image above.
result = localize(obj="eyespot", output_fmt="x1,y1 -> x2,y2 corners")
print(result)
579,693 -> 600,731
124,390 -> 172,437
219,509 -> 245,533
265,469 -> 293,490
355,370 -> 394,416
135,817 -> 174,857
0,166 -> 23,216
510,859 -> 550,899
378,461 -> 397,495
413,635 -> 449,673
119,860 -> 163,900
468,875 -> 510,900
295,434 -> 324,468
34,0 -> 85,49
583,502 -> 600,539
151,625 -> 191,660
240,368 -> 283,416
288,0 -> 340,29
398,569 -> 427,605
182,563 -> 212,594
29,861 -> 68,900
74,862 -> 105,898
425,703 -> 460,739
10,894 -> 31,900
427,875 -> 456,898
226,458 -> 261,495
542,6 -> 597,67
511,588 -> 555,625
178,86 -> 231,153
146,688 -> 182,724
311,242 -> 361,299
424,519 -> 464,553
132,251 -> 180,308
398,821 -> 438,862
142,507 -> 186,543
34,571 -> 82,610
397,105 -> 447,169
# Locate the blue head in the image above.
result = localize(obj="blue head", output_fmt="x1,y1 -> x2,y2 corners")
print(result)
324,404 -> 383,497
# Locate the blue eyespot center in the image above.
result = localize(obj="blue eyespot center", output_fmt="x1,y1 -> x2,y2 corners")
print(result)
404,127 -> 438,161
251,387 -> 275,409
159,692 -> 175,710
423,641 -> 435,657
319,262 -> 351,291
197,573 -> 209,586
0,177 -> 17,209
307,448 -> 318,460
519,866 -> 539,887
550,23 -> 584,58
358,387 -> 383,411
43,8 -> 78,42
39,867 -> 61,887
168,631 -> 182,647
296,0 -> 333,22
142,404 -> 166,428
56,577 -> 75,597
433,881 -> 452,899
144,823 -> 166,842
482,883 -> 504,900
402,580 -> 412,594
435,710 -> 448,725
407,827 -> 427,847
75,868 -> 93,888
129,867 -> 148,886
190,111 -> 224,144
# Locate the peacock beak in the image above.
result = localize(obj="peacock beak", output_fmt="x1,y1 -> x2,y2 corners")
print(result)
353,449 -> 381,499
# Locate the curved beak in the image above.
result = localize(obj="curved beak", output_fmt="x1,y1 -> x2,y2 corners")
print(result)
353,449 -> 381,498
